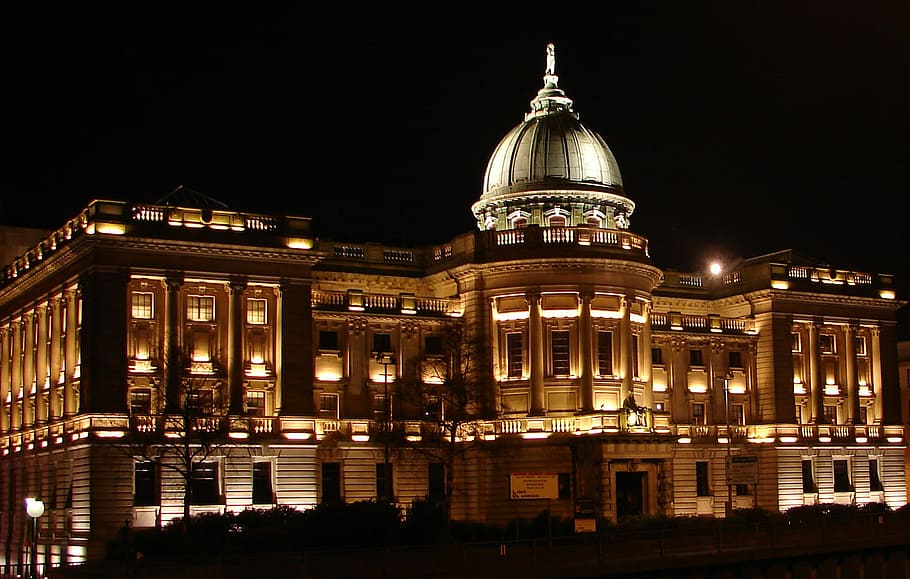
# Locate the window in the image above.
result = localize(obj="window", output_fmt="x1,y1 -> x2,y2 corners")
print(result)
692,403 -> 705,425
597,331 -> 613,376
728,351 -> 743,368
506,332 -> 523,378
632,335 -> 640,379
424,394 -> 442,421
551,330 -> 570,376
322,462 -> 341,504
858,406 -> 868,425
252,462 -> 274,504
319,393 -> 339,419
372,332 -> 392,355
792,332 -> 801,352
689,349 -> 703,366
548,214 -> 566,227
424,335 -> 443,356
131,292 -> 153,319
855,336 -> 867,356
376,463 -> 393,501
823,405 -> 837,424
651,347 -> 663,365
190,461 -> 221,505
247,298 -> 267,325
428,463 -> 446,504
801,460 -> 816,493
187,295 -> 215,322
730,403 -> 745,426
187,390 -> 214,415
833,459 -> 852,492
319,330 -> 339,351
558,472 -> 571,499
130,389 -> 151,415
735,484 -> 750,496
820,334 -> 836,355
245,391 -> 265,417
696,461 -> 710,496
869,459 -> 884,492
655,402 -> 665,412
372,394 -> 390,421
133,461 -> 159,506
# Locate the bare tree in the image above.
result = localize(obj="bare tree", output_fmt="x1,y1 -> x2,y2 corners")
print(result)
398,321 -> 496,531
117,352 -> 232,532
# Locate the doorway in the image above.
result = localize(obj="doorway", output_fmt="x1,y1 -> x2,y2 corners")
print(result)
616,471 -> 646,521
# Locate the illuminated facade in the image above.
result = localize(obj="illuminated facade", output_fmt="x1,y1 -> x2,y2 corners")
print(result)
0,46 -> 906,569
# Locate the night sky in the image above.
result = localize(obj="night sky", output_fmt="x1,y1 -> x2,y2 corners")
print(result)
2,4 -> 908,333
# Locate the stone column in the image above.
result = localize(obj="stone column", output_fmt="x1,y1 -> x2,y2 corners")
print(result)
641,302 -> 654,409
843,324 -> 858,424
579,290 -> 594,413
528,291 -> 545,415
22,312 -> 35,427
227,278 -> 246,415
63,289 -> 79,416
273,286 -> 284,414
619,296 -> 632,403
164,274 -> 183,412
278,281 -> 314,415
806,321 -> 824,423
710,339 -> 725,425
870,327 -> 883,422
670,337 -> 687,423
0,326 -> 9,432
10,321 -> 22,428
35,304 -> 49,425
49,297 -> 63,419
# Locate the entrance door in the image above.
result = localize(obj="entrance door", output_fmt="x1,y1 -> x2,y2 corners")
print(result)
616,471 -> 645,521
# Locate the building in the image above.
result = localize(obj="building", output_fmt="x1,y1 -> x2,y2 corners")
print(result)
0,45 -> 906,570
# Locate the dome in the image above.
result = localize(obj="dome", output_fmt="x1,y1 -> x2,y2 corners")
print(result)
471,44 -> 634,232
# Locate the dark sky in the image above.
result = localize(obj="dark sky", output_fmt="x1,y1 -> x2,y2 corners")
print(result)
2,4 -> 908,329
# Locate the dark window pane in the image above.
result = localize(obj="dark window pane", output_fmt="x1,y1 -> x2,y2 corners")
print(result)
428,463 -> 446,503
833,460 -> 852,492
134,461 -> 158,506
190,461 -> 221,505
373,333 -> 392,354
376,463 -> 393,502
319,330 -> 339,350
424,336 -> 443,356
252,462 -> 274,504
551,330 -> 570,376
696,462 -> 710,496
322,462 -> 341,504
802,460 -> 816,493
869,459 -> 883,492
507,333 -> 523,378
598,332 -> 613,375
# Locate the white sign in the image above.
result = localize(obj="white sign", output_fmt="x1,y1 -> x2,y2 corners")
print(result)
725,455 -> 759,485
510,473 -> 559,500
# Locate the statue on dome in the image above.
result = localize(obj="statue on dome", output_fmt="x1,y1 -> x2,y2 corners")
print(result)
545,43 -> 556,76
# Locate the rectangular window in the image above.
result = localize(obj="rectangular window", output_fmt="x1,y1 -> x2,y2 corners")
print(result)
319,393 -> 339,419
372,332 -> 392,354
424,336 -> 443,356
651,347 -> 663,365
319,330 -> 339,351
632,335 -> 640,379
792,332 -> 801,352
187,390 -> 214,415
692,403 -> 705,425
823,405 -> 838,424
689,349 -> 703,367
858,406 -> 868,425
855,336 -> 867,356
833,459 -> 852,492
372,393 -> 390,421
730,403 -> 745,426
869,459 -> 884,492
820,334 -> 836,354
133,461 -> 159,506
252,462 -> 274,504
696,461 -> 710,496
322,462 -> 342,504
507,332 -> 523,379
376,463 -> 393,502
551,330 -> 570,376
728,351 -> 743,368
187,295 -> 215,322
190,461 -> 220,505
558,472 -> 571,499
803,459 -> 818,494
597,331 -> 613,376
424,394 -> 442,421
245,391 -> 265,417
130,388 -> 151,415
247,298 -> 267,325
428,463 -> 446,503
131,292 -> 154,319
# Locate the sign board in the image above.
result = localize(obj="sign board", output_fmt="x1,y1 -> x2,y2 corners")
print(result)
725,455 -> 758,485
574,498 -> 596,519
510,473 -> 559,500
574,518 -> 597,533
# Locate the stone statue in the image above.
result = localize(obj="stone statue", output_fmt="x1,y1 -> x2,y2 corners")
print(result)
546,43 -> 556,76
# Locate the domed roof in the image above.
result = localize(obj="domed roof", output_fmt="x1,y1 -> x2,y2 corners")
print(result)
472,44 -> 634,232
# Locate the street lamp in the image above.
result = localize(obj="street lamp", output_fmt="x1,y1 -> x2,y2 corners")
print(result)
376,352 -> 395,503
721,370 -> 735,517
25,497 -> 44,579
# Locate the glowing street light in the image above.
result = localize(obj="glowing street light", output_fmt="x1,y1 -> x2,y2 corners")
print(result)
25,497 -> 44,579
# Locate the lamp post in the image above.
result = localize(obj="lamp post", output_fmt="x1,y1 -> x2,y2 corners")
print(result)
25,497 -> 44,579
376,352 -> 395,503
722,370 -> 734,517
